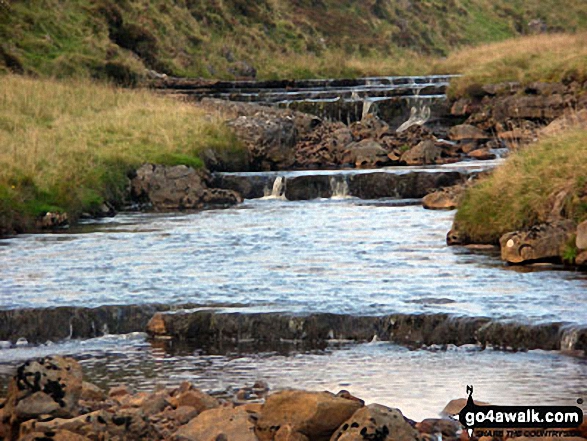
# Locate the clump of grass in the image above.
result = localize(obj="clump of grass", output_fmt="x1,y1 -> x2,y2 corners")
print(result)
454,128 -> 587,244
0,75 -> 242,233
434,33 -> 587,98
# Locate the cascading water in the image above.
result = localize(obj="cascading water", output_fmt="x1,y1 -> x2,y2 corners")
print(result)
396,88 -> 432,133
329,176 -> 350,199
263,176 -> 286,199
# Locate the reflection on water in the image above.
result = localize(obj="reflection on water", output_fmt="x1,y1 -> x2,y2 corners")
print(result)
1,334 -> 586,421
1,199 -> 586,324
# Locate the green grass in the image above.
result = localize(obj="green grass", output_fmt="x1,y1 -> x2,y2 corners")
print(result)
1,0 -> 587,81
0,75 -> 242,234
453,129 -> 587,244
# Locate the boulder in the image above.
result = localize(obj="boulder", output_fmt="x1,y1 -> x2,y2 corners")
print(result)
80,381 -> 106,402
416,418 -> 460,439
172,406 -> 258,441
131,164 -> 242,209
330,404 -> 420,441
500,221 -> 576,264
342,139 -> 391,168
400,140 -> 441,165
20,408 -> 155,440
540,109 -> 587,138
36,212 -> 69,229
255,390 -> 362,441
449,124 -> 489,141
422,184 -> 465,210
3,356 -> 83,438
174,389 -> 220,413
576,220 -> 587,250
467,148 -> 496,160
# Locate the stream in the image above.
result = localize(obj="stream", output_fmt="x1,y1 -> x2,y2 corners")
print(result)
1,192 -> 587,420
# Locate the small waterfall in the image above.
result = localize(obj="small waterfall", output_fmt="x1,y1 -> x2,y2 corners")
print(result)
263,176 -> 286,199
361,98 -> 375,120
396,88 -> 431,133
559,326 -> 581,352
329,176 -> 350,199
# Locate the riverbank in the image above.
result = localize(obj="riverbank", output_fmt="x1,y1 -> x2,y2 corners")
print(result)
0,75 -> 245,236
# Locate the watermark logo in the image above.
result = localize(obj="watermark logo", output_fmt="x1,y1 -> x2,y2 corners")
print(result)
459,386 -> 583,438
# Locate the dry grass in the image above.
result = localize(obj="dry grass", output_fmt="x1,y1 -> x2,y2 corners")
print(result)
0,75 -> 242,233
454,128 -> 587,244
434,33 -> 587,97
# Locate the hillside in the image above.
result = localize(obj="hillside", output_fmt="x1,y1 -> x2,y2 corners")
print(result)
1,0 -> 587,82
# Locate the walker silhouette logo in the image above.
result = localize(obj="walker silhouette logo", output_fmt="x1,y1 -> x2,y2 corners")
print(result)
459,386 -> 583,438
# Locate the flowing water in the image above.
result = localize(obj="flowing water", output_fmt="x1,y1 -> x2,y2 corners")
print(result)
2,190 -> 587,419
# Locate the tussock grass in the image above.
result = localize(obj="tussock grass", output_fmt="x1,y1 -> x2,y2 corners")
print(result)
454,129 -> 587,244
0,75 -> 241,233
434,33 -> 587,98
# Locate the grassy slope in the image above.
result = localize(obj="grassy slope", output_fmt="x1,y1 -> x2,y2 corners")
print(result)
454,129 -> 587,245
434,33 -> 587,98
1,0 -> 587,81
0,75 -> 242,233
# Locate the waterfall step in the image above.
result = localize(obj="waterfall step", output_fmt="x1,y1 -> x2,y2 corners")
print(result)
213,169 -> 469,201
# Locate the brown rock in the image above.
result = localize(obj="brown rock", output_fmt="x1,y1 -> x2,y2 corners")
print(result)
342,139 -> 391,168
576,220 -> 587,250
417,418 -> 460,439
172,406 -> 258,441
459,140 -> 479,154
275,425 -> 310,441
20,408 -> 155,440
255,390 -> 362,441
36,212 -> 69,229
3,356 -> 83,438
449,124 -> 489,141
400,140 -> 441,165
500,221 -> 575,264
170,405 -> 199,425
176,389 -> 220,413
20,429 -> 91,441
468,148 -> 496,160
422,184 -> 465,210
147,312 -> 169,336
80,381 -> 106,402
330,404 -> 420,441
540,109 -> 587,138
109,384 -> 131,399
576,251 -> 587,266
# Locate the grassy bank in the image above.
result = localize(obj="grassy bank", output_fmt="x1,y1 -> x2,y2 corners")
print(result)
0,75 -> 242,234
434,33 -> 587,98
2,0 -> 587,81
453,129 -> 587,244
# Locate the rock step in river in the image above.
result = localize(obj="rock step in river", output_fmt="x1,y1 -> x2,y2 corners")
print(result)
213,168 -> 468,200
1,305 -> 586,354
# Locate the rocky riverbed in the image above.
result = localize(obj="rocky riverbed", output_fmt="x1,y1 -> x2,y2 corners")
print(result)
1,355 -> 586,441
